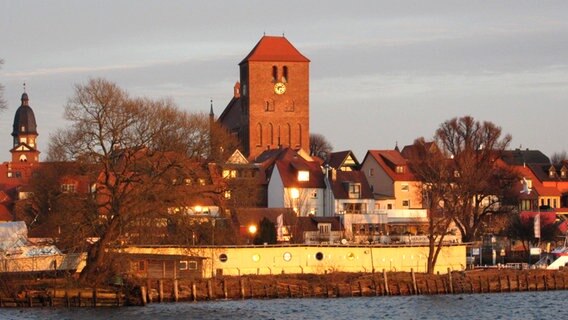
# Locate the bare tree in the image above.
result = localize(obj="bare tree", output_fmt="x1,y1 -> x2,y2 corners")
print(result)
550,151 -> 567,165
407,138 -> 455,273
48,78 -> 233,283
0,59 -> 6,111
309,133 -> 333,158
409,116 -> 519,247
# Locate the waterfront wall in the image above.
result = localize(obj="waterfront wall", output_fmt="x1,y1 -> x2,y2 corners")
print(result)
124,244 -> 466,278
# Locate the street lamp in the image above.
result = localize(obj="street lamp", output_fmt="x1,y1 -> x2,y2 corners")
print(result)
248,224 -> 257,244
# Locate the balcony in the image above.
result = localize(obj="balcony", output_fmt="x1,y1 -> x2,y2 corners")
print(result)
303,231 -> 343,244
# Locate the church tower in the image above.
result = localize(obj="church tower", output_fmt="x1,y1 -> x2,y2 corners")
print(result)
218,35 -> 310,160
11,91 -> 39,164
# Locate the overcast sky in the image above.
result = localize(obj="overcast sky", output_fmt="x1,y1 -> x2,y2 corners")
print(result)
1,1 -> 567,161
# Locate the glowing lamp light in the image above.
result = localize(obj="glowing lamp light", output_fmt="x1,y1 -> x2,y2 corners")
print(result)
290,188 -> 300,199
193,205 -> 202,213
248,225 -> 258,235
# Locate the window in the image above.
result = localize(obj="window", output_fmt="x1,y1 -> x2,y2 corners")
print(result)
387,204 -> 393,210
222,169 -> 237,179
348,183 -> 361,199
318,223 -> 331,234
198,178 -> 206,186
298,170 -> 310,181
257,123 -> 263,146
188,261 -> 198,270
179,261 -> 188,271
401,183 -> 409,192
287,124 -> 292,146
369,168 -> 374,176
265,100 -> 275,112
269,123 -> 274,145
272,66 -> 278,82
344,203 -> 365,214
282,66 -> 288,82
396,166 -> 404,173
402,200 -> 410,207
309,207 -> 318,215
224,191 -> 231,199
310,190 -> 318,199
61,184 -> 76,193
549,169 -> 556,177
285,101 -> 295,112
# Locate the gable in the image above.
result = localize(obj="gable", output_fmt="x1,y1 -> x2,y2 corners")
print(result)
226,150 -> 249,165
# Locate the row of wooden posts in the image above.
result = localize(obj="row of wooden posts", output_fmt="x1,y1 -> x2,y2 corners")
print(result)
0,288 -> 124,308
2,268 -> 566,307
139,268 -> 568,304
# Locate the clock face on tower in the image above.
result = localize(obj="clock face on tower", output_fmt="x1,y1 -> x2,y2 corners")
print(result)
274,82 -> 286,95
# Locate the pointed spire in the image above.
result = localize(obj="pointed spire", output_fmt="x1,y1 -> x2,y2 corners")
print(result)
394,141 -> 400,152
21,83 -> 29,107
209,99 -> 214,117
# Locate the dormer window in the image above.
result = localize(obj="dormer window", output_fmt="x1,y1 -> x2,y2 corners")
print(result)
396,166 -> 404,173
561,168 -> 567,178
348,183 -> 361,199
549,168 -> 556,178
298,170 -> 309,181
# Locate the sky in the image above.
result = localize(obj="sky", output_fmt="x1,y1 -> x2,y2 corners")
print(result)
1,0 -> 568,161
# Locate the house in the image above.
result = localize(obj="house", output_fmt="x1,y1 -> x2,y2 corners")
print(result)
362,149 -> 424,210
126,253 -> 205,280
231,207 -> 296,243
326,150 -> 360,171
293,216 -> 342,244
258,148 -> 325,217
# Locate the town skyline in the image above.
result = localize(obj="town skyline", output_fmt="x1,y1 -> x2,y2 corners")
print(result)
1,1 -> 567,161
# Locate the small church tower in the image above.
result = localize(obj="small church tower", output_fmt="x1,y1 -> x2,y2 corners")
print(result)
11,91 -> 39,164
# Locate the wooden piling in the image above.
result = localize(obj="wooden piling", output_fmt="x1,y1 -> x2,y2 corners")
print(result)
411,269 -> 417,295
447,269 -> 454,294
383,269 -> 390,296
140,286 -> 147,306
192,282 -> 197,302
358,281 -> 363,297
158,280 -> 164,303
288,285 -> 292,298
507,276 -> 512,292
372,279 -> 379,296
223,280 -> 228,299
207,280 -> 213,300
173,280 -> 179,302
92,288 -> 98,307
239,278 -> 245,299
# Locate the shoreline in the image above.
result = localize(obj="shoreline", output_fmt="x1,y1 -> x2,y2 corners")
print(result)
1,267 -> 566,307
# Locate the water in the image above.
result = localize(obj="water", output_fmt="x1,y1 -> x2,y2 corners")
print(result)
1,291 -> 567,320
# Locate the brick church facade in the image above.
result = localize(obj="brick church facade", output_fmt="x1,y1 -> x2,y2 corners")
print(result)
217,36 -> 310,160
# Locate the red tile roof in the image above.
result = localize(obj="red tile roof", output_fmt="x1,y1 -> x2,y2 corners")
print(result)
329,170 -> 373,200
240,36 -> 310,64
365,150 -> 417,181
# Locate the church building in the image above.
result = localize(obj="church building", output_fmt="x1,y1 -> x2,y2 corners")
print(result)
0,91 -> 40,187
217,35 -> 310,160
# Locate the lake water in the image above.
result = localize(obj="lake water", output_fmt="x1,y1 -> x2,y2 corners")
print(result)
1,291 -> 567,320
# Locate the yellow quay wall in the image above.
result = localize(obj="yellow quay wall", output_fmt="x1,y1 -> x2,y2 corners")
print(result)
123,244 -> 466,278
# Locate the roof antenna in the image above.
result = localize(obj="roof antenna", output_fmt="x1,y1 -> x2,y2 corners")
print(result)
282,32 -> 285,37
23,82 -> 26,93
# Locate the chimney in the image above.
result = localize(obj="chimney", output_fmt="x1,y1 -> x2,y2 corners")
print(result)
234,82 -> 241,98
331,168 -> 337,181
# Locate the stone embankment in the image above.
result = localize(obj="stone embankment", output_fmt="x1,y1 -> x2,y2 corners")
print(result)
1,268 -> 566,307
